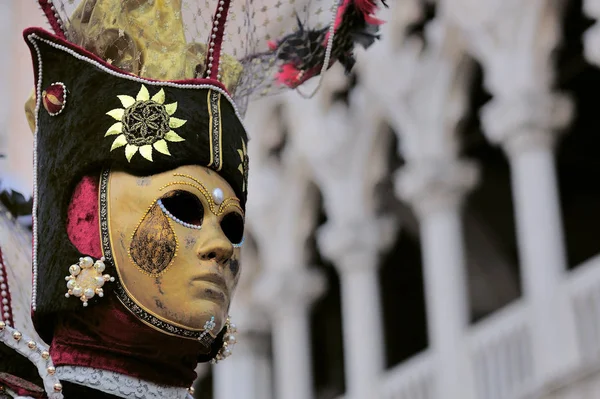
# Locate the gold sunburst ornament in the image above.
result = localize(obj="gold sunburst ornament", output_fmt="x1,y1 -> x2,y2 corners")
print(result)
105,85 -> 187,162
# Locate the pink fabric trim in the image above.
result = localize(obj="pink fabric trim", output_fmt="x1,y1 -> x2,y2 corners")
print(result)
206,0 -> 232,80
66,176 -> 102,259
0,372 -> 46,399
37,0 -> 66,39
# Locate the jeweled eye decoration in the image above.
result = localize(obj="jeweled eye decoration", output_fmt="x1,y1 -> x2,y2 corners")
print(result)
105,84 -> 187,162
64,256 -> 115,307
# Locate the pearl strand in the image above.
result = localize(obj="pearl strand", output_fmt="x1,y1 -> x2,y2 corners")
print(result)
295,0 -> 342,99
47,0 -> 66,34
157,199 -> 202,230
206,0 -> 229,81
29,35 -> 45,311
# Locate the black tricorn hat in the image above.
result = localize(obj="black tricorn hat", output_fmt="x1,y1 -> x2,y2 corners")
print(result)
24,28 -> 249,339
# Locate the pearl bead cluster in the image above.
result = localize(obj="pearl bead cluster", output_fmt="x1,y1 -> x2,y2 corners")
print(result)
157,199 -> 202,230
0,321 -> 63,398
211,316 -> 237,364
0,248 -> 13,327
64,257 -> 114,307
206,0 -> 229,81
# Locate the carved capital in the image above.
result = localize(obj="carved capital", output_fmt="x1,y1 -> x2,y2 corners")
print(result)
481,91 -> 572,156
447,0 -> 563,97
395,159 -> 479,217
360,21 -> 472,164
317,217 -> 397,273
252,268 -> 326,316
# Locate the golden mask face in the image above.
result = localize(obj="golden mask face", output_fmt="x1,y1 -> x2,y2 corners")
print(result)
107,165 -> 243,335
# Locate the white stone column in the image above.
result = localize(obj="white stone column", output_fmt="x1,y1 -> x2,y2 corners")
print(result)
584,0 -> 600,66
253,269 -> 325,399
283,80 -> 397,399
396,160 -> 479,399
482,92 -> 579,380
319,218 -> 395,399
445,0 -> 580,381
213,325 -> 272,399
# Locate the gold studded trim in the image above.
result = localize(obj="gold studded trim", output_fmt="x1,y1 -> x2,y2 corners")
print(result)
207,90 -> 223,171
0,322 -> 62,398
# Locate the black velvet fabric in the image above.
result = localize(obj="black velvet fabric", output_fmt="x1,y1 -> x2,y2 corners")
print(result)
60,381 -> 124,399
0,343 -> 43,388
23,28 -> 248,341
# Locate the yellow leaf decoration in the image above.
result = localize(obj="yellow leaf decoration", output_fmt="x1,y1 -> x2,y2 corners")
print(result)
165,102 -> 177,116
136,85 -> 150,101
165,131 -> 185,142
139,145 -> 153,161
105,122 -> 123,136
153,139 -> 171,155
151,89 -> 165,104
169,117 -> 187,128
110,134 -> 127,151
117,95 -> 136,108
106,109 -> 124,121
125,144 -> 138,162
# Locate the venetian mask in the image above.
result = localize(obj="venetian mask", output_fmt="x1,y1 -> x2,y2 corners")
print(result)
107,164 -> 243,336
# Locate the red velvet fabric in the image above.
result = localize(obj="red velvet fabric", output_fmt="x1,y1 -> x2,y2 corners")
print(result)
66,175 -> 102,258
37,0 -> 67,39
51,296 -> 206,388
0,372 -> 46,398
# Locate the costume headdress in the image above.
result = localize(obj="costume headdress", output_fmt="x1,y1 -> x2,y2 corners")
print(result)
24,0 -> 385,369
